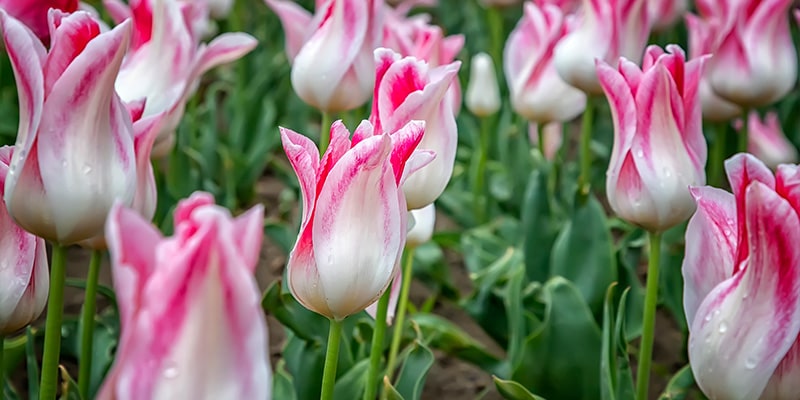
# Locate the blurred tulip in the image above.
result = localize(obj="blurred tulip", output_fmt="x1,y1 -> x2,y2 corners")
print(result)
382,5 -> 464,114
0,10 -> 138,244
597,45 -> 706,232
683,154 -> 800,400
266,0 -> 382,113
738,111 -> 798,170
98,192 -> 271,400
0,0 -> 78,42
0,146 -> 48,336
649,0 -> 687,31
479,0 -> 520,7
466,52 -> 501,117
407,203 -> 436,247
371,48 -> 461,210
697,0 -> 797,107
528,122 -> 564,161
281,119 -> 432,320
203,0 -> 234,18
106,0 -> 257,157
533,0 -> 580,13
554,0 -> 651,94
505,2 -> 586,123
685,14 -> 741,122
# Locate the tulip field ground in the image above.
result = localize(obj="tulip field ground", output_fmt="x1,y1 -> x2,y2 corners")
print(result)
4,0 -> 800,399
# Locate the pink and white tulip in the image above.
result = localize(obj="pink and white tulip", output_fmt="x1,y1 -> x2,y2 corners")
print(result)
598,45 -> 706,232
648,0 -> 687,32
97,192 -> 271,400
371,48 -> 461,210
0,146 -> 48,336
741,111 -> 798,170
106,0 -> 257,157
505,2 -> 586,123
466,52 -> 501,117
533,0 -> 580,13
697,0 -> 797,107
529,122 -> 564,161
407,203 -> 436,247
554,0 -> 651,95
685,13 -> 741,122
1,9 -> 138,244
281,119 -> 432,320
266,0 -> 382,113
0,0 -> 78,42
683,154 -> 800,400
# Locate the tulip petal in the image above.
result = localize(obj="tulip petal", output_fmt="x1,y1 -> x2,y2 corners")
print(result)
232,204 -> 266,273
193,33 -> 258,80
264,0 -> 312,61
313,135 -> 403,320
44,10 -> 102,93
280,127 -> 320,226
682,186 -> 737,326
388,120 -> 425,184
597,59 -> 637,189
689,181 -> 800,400
103,0 -> 132,25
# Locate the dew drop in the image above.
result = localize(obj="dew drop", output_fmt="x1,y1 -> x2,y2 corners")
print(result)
723,228 -> 732,237
82,164 -> 92,175
745,357 -> 757,369
718,321 -> 728,333
163,363 -> 179,379
636,150 -> 644,158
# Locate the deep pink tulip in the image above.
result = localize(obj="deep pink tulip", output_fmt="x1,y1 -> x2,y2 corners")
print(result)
685,13 -> 741,122
0,0 -> 77,42
695,0 -> 797,107
739,111 -> 798,170
266,0 -> 382,112
105,0 -> 257,157
97,192 -> 271,400
554,0 -> 651,94
281,119 -> 432,320
1,9 -> 137,244
0,146 -> 48,336
504,2 -> 586,123
683,154 -> 800,399
371,48 -> 460,210
597,45 -> 706,232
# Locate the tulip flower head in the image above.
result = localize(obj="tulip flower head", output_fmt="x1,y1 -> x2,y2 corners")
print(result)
0,146 -> 49,336
281,119 -> 433,321
266,0 -> 383,113
505,2 -> 586,123
741,111 -> 798,170
554,0 -> 651,94
0,0 -> 78,42
98,192 -> 271,400
1,9 -> 138,244
371,48 -> 461,210
466,52 -> 501,117
107,0 -> 257,157
683,154 -> 800,400
597,45 -> 707,232
697,0 -> 797,107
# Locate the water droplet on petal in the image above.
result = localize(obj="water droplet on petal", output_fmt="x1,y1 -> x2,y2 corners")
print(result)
718,321 -> 728,333
163,363 -> 179,379
745,357 -> 757,369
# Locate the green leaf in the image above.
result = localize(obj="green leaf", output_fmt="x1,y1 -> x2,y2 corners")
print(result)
550,195 -> 616,316
521,168 -> 562,283
333,358 -> 369,400
272,360 -> 297,400
412,313 -> 503,376
382,377 -> 405,400
283,333 -> 325,400
393,341 -> 435,400
600,284 -> 634,400
512,277 -> 602,400
3,334 -> 27,376
261,280 -> 329,342
58,366 -> 82,400
26,327 -> 39,400
60,309 -> 120,399
493,377 -> 547,400
658,364 -> 696,400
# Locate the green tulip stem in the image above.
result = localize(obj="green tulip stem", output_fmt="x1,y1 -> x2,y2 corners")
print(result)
384,247 -> 415,386
320,318 -> 343,400
78,250 -> 103,399
738,109 -> 750,154
1,335 -> 5,400
635,231 -> 662,400
486,6 -> 503,65
474,116 -> 493,223
709,122 -> 728,187
39,244 -> 67,400
320,112 -> 332,153
364,286 -> 391,400
578,98 -> 595,198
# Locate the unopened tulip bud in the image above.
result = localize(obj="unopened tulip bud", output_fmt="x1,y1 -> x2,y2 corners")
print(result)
407,203 -> 436,247
466,53 -> 501,117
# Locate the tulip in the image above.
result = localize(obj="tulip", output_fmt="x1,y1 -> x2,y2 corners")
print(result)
597,45 -> 706,232
0,9 -> 139,244
533,0 -> 580,13
466,52 -> 501,117
0,146 -> 49,336
381,6 -> 464,115
266,0 -> 382,113
106,0 -> 257,157
0,0 -> 78,42
528,122 -> 564,161
505,2 -> 586,123
739,111 -> 798,170
281,119 -> 432,320
683,153 -> 800,400
697,0 -> 797,107
407,203 -> 436,247
554,0 -> 651,95
648,0 -> 687,32
371,48 -> 461,210
685,14 -> 741,122
97,192 -> 271,400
